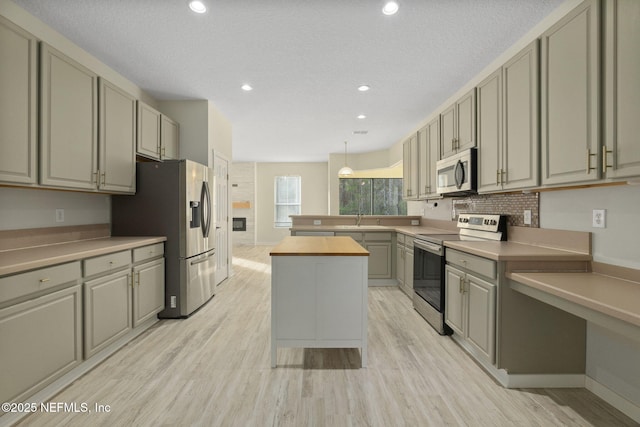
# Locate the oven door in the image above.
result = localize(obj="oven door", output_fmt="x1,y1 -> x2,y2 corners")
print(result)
412,239 -> 445,312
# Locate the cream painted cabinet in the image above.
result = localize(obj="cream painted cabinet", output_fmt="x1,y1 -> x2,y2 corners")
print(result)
445,249 -> 497,365
137,101 -> 162,160
396,242 -> 405,289
402,133 -> 419,199
440,88 -> 476,159
161,115 -> 180,160
364,232 -> 392,279
541,0 -> 600,185
137,101 -> 179,161
0,284 -> 82,404
603,0 -> 640,179
84,270 -> 132,358
133,258 -> 165,327
395,233 -> 413,297
478,41 -> 539,193
418,117 -> 440,198
40,43 -> 98,190
99,78 -> 136,193
0,16 -> 37,185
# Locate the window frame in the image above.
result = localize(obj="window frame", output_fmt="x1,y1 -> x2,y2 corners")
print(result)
274,175 -> 302,228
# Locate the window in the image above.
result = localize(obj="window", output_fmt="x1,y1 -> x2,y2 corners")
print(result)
274,176 -> 301,227
339,178 -> 406,215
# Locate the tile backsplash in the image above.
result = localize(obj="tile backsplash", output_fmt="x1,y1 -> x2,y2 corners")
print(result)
452,192 -> 539,227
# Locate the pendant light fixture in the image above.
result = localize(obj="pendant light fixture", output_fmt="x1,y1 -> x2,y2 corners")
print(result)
338,141 -> 354,177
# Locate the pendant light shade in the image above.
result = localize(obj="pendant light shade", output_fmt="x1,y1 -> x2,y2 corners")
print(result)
338,141 -> 354,177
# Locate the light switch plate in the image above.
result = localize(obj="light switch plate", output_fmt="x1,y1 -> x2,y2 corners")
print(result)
592,209 -> 606,228
411,219 -> 420,225
55,209 -> 64,223
313,219 -> 321,225
523,210 -> 532,225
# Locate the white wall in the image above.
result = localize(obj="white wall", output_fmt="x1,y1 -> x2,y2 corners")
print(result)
0,187 -> 110,230
256,163 -> 328,244
231,162 -> 256,246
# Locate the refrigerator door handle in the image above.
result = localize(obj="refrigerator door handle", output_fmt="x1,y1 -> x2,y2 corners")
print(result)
201,181 -> 212,238
190,250 -> 215,266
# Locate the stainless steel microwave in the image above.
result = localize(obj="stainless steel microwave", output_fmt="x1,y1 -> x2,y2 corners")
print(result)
436,148 -> 477,195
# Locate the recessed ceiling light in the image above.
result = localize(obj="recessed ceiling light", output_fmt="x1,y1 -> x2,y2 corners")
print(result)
189,1 -> 207,14
357,114 -> 366,119
382,1 -> 399,15
241,84 -> 253,91
357,85 -> 370,92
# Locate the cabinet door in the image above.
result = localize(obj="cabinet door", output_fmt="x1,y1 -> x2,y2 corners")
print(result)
541,0 -> 600,185
404,247 -> 414,296
604,0 -> 640,179
40,44 -> 98,190
366,242 -> 391,279
84,270 -> 132,358
456,88 -> 477,151
161,115 -> 179,160
466,274 -> 496,364
0,285 -> 82,403
137,101 -> 161,160
0,17 -> 37,185
477,68 -> 503,193
99,78 -> 136,193
503,40 -> 540,190
425,117 -> 440,197
440,104 -> 456,159
396,244 -> 405,286
133,258 -> 165,327
402,134 -> 418,199
444,265 -> 465,336
418,126 -> 429,198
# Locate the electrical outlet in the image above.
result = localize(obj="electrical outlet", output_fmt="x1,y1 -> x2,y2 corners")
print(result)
592,209 -> 606,228
313,219 -> 321,225
411,219 -> 420,226
55,209 -> 64,223
523,210 -> 532,225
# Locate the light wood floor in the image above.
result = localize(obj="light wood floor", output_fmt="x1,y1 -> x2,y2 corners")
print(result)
17,245 -> 637,426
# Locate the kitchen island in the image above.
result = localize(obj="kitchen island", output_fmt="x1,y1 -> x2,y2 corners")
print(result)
270,236 -> 369,368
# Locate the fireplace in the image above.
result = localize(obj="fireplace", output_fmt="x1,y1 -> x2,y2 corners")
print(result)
233,217 -> 246,231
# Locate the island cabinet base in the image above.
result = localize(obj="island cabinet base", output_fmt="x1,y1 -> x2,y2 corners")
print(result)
270,255 -> 368,368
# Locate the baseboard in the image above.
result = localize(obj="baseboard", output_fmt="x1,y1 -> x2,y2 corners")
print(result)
585,377 -> 640,424
504,374 -> 585,389
368,279 -> 398,287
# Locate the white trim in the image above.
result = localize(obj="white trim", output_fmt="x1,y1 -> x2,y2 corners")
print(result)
504,374 -> 585,389
586,377 -> 640,424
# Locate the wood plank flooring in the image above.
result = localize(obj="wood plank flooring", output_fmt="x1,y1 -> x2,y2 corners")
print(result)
15,245 -> 638,426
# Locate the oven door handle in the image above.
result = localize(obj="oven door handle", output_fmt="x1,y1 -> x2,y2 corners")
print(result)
413,239 -> 443,255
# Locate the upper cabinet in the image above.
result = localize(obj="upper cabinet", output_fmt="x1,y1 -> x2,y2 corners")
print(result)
418,117 -> 440,199
402,133 -> 419,200
0,16 -> 37,186
440,88 -> 476,159
40,43 -> 98,190
541,0 -> 600,186
603,0 -> 640,179
161,115 -> 179,160
137,101 -> 180,161
478,41 -> 540,193
99,78 -> 136,193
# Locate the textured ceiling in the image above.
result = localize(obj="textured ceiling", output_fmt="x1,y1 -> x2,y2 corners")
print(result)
12,0 -> 565,162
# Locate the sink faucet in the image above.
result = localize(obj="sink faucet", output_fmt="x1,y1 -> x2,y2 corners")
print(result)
356,213 -> 362,226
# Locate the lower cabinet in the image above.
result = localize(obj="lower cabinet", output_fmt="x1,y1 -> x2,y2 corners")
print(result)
396,233 -> 414,297
133,258 -> 165,327
445,262 -> 497,364
334,231 -> 393,279
0,284 -> 82,404
84,269 -> 132,358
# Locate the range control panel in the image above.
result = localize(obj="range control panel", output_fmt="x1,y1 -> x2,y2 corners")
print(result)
457,213 -> 507,233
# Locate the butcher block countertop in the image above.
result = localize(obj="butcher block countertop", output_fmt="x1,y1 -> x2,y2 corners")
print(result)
444,241 -> 592,262
270,236 -> 370,257
0,236 -> 167,276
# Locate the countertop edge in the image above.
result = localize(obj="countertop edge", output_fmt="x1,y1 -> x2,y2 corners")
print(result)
0,237 -> 167,276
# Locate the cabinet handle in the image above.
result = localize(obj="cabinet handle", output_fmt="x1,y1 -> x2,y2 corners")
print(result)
129,274 -> 134,287
496,170 -> 500,186
39,278 -> 50,283
586,149 -> 597,174
500,169 -> 506,185
93,171 -> 99,185
161,146 -> 166,158
157,145 -> 161,155
602,145 -> 613,172
136,272 -> 140,286
101,172 -> 106,186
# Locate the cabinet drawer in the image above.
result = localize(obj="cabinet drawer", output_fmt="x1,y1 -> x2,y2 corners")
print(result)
0,262 -> 81,305
133,243 -> 164,263
83,250 -> 131,277
397,233 -> 406,244
446,248 -> 496,279
364,232 -> 392,242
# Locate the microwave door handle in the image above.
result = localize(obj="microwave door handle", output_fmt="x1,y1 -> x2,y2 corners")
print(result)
454,160 -> 465,189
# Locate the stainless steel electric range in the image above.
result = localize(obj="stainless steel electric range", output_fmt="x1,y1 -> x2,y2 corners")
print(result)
412,213 -> 507,335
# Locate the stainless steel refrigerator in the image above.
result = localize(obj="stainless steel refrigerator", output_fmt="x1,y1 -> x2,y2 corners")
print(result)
112,159 -> 215,318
